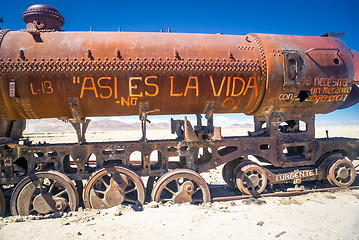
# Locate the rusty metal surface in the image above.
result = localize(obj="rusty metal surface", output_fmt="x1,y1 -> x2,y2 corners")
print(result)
236,163 -> 268,195
10,170 -> 79,215
82,166 -> 145,209
249,33 -> 355,115
0,30 -> 357,121
22,4 -> 64,31
327,158 -> 356,187
151,169 -> 211,203
221,158 -> 242,187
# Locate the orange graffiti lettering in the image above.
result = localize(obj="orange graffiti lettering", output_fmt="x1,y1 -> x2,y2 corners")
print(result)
97,77 -> 113,99
243,77 -> 258,96
80,77 -> 98,98
129,77 -> 143,97
30,83 -> 38,95
226,76 -> 231,96
121,97 -> 130,106
184,76 -> 199,96
144,76 -> 159,97
231,77 -> 245,97
170,76 -> 183,96
210,76 -> 227,97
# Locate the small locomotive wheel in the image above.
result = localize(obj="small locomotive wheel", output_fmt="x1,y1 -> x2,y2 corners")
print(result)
327,159 -> 356,187
10,171 -> 79,216
83,166 -> 145,209
236,164 -> 268,195
0,188 -> 5,216
151,169 -> 211,204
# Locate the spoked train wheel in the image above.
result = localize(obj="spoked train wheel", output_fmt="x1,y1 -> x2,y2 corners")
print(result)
236,163 -> 267,195
83,166 -> 145,209
10,171 -> 79,216
151,169 -> 211,204
327,158 -> 356,187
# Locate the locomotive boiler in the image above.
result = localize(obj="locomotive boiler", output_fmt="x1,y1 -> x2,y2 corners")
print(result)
0,4 -> 358,216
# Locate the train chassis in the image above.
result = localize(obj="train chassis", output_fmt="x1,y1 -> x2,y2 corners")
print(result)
0,110 -> 358,216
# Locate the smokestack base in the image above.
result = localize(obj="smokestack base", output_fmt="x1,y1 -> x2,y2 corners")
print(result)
22,4 -> 64,31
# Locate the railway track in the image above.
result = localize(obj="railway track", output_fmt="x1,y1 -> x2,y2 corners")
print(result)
211,184 -> 359,202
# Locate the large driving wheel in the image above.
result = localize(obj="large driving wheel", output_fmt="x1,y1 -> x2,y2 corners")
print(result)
10,171 -> 79,216
83,166 -> 145,209
151,169 -> 211,204
327,158 -> 356,187
236,163 -> 267,195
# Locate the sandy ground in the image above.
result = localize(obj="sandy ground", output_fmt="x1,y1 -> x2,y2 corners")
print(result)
0,124 -> 358,240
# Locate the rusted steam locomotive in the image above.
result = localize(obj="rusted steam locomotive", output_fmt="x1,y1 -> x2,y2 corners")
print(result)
0,4 -> 358,216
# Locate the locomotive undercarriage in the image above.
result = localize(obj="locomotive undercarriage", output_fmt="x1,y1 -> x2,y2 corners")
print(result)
0,111 -> 358,216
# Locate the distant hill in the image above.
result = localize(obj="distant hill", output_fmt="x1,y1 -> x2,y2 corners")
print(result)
24,118 -> 254,133
24,119 -> 171,133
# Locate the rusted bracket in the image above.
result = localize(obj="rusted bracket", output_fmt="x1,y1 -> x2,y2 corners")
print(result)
26,28 -> 40,35
184,116 -> 198,142
9,119 -> 26,143
3,149 -> 13,184
171,116 -> 198,141
195,113 -> 202,130
139,102 -> 159,143
171,118 -> 185,139
69,98 -> 90,144
204,101 -> 215,134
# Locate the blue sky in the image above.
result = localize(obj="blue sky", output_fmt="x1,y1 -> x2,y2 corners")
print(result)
1,0 -> 358,126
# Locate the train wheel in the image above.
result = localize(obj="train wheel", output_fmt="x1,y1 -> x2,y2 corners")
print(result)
222,158 -> 243,188
151,169 -> 211,204
327,159 -> 356,187
236,163 -> 267,195
0,188 -> 5,216
83,166 -> 145,209
10,171 -> 79,216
